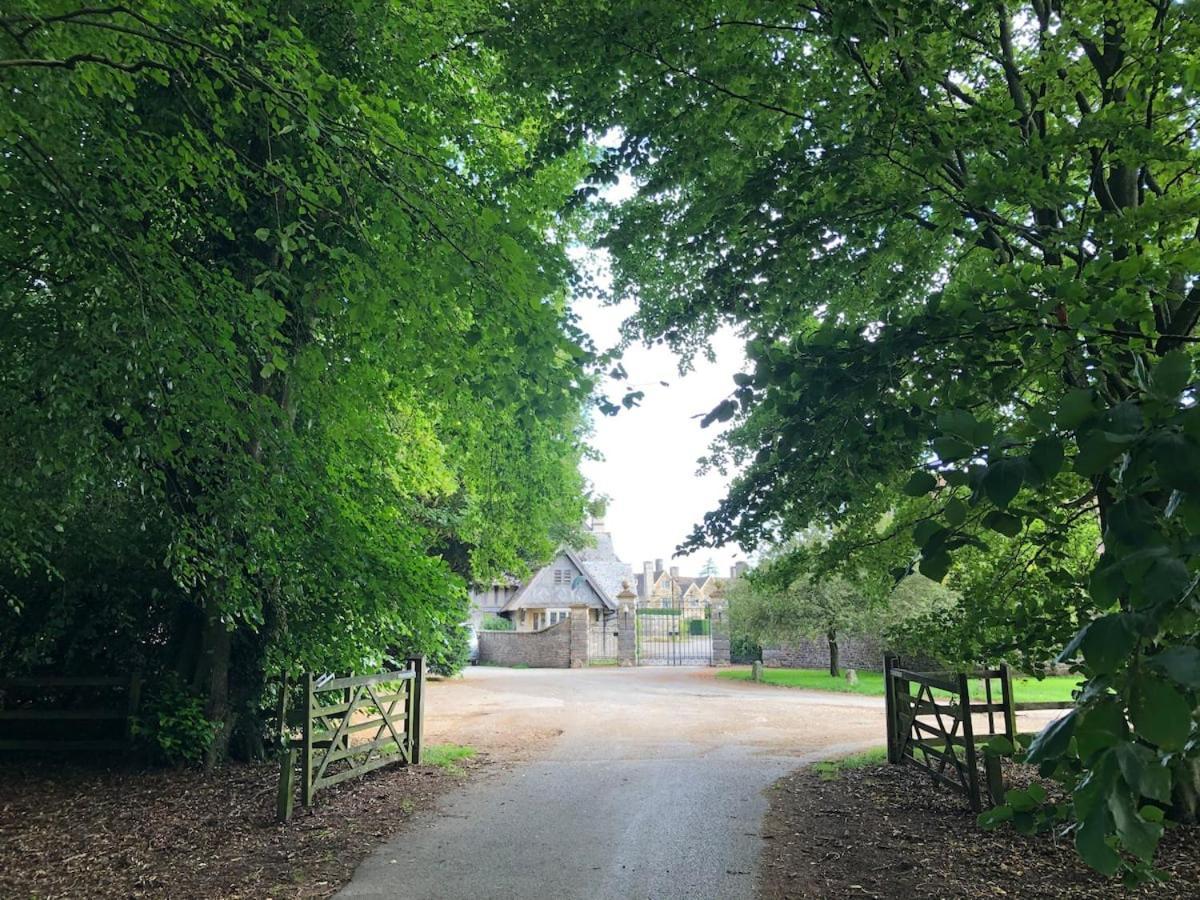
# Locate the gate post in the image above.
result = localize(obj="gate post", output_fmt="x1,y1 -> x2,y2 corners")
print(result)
569,605 -> 590,668
884,654 -> 899,764
710,601 -> 731,667
407,655 -> 426,764
616,584 -> 637,667
301,671 -> 314,807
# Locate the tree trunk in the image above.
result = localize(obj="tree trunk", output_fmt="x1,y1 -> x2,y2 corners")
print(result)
1171,757 -> 1200,824
827,630 -> 839,678
196,597 -> 232,769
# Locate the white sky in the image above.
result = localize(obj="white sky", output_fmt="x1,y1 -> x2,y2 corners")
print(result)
571,260 -> 751,578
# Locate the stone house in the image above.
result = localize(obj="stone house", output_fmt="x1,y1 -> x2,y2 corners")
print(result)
470,520 -> 634,632
634,559 -> 734,618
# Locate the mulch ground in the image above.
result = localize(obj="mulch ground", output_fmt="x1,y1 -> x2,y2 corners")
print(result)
0,752 -> 487,899
760,761 -> 1199,899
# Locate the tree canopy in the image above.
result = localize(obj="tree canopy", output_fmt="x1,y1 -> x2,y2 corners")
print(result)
1,2 -> 596,762
499,0 -> 1200,877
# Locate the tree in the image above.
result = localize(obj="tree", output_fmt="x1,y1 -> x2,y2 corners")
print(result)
699,557 -> 720,577
734,573 -> 863,677
501,0 -> 1200,876
1,2 -> 595,763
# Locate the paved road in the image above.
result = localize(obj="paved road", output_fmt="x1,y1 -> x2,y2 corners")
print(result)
336,667 -> 884,900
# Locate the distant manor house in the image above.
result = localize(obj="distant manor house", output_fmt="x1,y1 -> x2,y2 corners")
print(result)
467,520 -> 745,632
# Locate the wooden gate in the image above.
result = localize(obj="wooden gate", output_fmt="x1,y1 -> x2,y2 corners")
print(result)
277,656 -> 425,820
883,655 -> 1073,810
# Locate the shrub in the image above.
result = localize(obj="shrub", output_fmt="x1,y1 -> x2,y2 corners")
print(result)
132,673 -> 218,766
481,614 -> 513,631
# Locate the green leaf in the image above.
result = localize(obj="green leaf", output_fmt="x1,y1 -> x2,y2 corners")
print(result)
1080,614 -> 1136,674
1108,788 -> 1163,861
1146,646 -> 1200,688
977,805 -> 1013,828
1115,744 -> 1171,804
982,458 -> 1024,508
1129,676 -> 1192,751
1075,700 -> 1127,759
1075,809 -> 1121,876
1026,708 -> 1078,764
1131,557 -> 1191,608
1029,436 -> 1065,481
912,520 -> 945,549
1058,388 -> 1097,429
1151,350 -> 1192,397
944,498 -> 967,526
919,549 -> 951,582
903,471 -> 937,496
985,735 -> 1014,755
254,227 -> 271,241
1074,430 -> 1127,477
982,510 -> 1022,537
933,435 -> 974,461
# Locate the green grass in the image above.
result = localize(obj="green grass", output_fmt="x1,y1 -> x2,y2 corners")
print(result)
423,743 -> 477,775
717,666 -> 1081,703
811,746 -> 888,780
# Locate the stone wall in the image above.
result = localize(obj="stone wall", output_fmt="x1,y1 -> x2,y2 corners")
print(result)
478,619 -> 571,668
763,633 -> 888,672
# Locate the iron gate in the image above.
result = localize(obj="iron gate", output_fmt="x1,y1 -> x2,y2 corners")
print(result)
636,607 -> 712,665
588,614 -> 619,663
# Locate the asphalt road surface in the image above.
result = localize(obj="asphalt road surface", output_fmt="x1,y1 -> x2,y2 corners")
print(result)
336,666 -> 884,900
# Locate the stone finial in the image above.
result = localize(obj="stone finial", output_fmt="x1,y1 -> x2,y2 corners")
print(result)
617,579 -> 637,601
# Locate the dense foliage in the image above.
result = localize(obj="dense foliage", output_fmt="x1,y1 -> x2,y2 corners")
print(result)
501,0 -> 1200,878
1,2 -> 595,762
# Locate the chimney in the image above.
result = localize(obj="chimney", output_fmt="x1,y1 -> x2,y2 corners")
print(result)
730,565 -> 737,579
641,561 -> 654,601
669,565 -> 679,579
655,558 -> 664,574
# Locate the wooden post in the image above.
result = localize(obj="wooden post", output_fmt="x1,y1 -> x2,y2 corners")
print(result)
958,672 -> 982,812
998,663 -> 1017,744
984,753 -> 1004,807
884,654 -> 899,764
125,673 -> 143,745
276,748 -> 297,823
407,656 -> 425,765
301,672 -> 314,807
274,672 -> 290,748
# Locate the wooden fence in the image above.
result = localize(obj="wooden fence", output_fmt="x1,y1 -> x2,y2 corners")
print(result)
277,656 -> 425,822
0,674 -> 141,751
883,655 -> 1073,811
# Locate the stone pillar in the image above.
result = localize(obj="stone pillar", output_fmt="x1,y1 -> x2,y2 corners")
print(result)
616,581 -> 637,667
710,600 -> 731,667
569,604 -> 590,668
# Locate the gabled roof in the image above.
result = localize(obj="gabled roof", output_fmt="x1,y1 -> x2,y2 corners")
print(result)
499,548 -> 617,613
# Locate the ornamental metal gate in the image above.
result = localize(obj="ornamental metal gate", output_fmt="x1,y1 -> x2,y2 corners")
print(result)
636,607 -> 712,666
588,614 -> 619,663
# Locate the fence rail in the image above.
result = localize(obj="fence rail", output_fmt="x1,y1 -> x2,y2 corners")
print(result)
883,655 -> 1073,811
277,656 -> 425,822
0,674 -> 141,751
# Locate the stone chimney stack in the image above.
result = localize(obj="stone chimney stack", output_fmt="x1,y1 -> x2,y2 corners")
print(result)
669,565 -> 679,579
730,565 -> 737,579
655,558 -> 664,575
641,561 -> 654,602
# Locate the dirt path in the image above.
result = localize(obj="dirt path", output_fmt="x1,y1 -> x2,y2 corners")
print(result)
337,666 -> 886,900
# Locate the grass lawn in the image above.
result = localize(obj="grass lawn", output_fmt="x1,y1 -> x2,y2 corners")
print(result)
811,746 -> 888,780
423,743 -> 477,775
717,666 -> 1081,704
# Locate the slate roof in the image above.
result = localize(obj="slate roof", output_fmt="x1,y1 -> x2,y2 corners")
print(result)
499,547 -> 621,613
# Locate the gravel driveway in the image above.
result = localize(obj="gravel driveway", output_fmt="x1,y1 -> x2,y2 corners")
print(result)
336,666 -> 884,900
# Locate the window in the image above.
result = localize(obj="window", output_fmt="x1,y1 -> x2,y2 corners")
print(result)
548,610 -> 571,625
